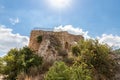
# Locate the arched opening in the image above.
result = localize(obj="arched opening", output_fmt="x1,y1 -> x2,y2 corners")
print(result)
65,42 -> 68,49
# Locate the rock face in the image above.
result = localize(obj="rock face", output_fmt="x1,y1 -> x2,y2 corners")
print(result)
29,30 -> 83,62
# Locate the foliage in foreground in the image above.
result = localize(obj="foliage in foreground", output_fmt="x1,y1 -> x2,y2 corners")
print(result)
72,39 -> 115,79
0,46 -> 42,80
45,61 -> 92,80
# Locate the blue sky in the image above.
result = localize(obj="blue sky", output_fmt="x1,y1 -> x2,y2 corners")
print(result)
0,0 -> 120,36
0,0 -> 120,56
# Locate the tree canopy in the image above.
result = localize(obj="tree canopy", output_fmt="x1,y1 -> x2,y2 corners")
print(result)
45,61 -> 92,80
72,39 -> 115,79
0,46 -> 42,80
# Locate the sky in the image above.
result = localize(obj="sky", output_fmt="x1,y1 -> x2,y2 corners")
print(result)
0,0 -> 120,56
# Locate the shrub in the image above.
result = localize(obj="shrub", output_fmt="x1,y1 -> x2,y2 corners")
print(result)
1,47 -> 43,80
72,39 -> 115,79
45,61 -> 71,80
37,35 -> 43,43
72,45 -> 80,56
71,62 -> 92,80
45,61 -> 93,80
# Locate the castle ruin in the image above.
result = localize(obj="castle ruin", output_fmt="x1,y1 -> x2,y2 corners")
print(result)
29,30 -> 83,62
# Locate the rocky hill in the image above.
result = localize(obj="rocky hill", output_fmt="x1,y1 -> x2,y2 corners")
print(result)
28,30 -> 120,80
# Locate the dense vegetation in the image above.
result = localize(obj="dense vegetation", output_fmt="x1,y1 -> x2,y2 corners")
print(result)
45,39 -> 115,80
0,47 -> 42,80
45,61 -> 92,80
72,39 -> 115,77
0,39 -> 116,80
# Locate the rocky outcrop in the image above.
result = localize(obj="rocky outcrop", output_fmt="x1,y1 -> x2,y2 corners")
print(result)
29,30 -> 83,62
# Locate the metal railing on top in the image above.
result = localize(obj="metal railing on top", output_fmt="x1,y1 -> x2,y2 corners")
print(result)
33,27 -> 54,31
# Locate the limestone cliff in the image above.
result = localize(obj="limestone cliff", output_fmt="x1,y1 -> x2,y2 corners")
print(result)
29,30 -> 83,62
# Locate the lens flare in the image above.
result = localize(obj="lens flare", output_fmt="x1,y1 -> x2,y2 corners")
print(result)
46,0 -> 72,10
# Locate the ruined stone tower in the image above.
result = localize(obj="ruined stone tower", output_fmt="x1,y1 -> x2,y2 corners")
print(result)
29,30 -> 83,62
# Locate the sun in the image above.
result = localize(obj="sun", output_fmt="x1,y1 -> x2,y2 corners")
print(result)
46,0 -> 72,10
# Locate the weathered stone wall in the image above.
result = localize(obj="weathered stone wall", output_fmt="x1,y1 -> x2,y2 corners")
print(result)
29,30 -> 83,62
29,30 -> 83,52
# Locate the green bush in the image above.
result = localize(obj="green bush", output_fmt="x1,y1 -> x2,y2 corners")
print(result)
72,45 -> 80,56
1,46 -> 42,80
71,62 -> 92,80
45,61 -> 71,80
72,39 -> 115,78
37,35 -> 43,43
44,61 -> 93,80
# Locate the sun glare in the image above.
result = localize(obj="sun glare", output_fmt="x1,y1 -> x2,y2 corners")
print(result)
46,0 -> 72,10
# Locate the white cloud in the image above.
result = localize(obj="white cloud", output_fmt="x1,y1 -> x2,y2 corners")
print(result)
9,17 -> 20,25
0,25 -> 29,56
54,25 -> 90,38
97,34 -> 120,49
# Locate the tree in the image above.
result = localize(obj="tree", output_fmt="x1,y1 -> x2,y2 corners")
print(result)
72,39 -> 115,79
2,48 -> 19,80
45,61 -> 71,80
1,46 -> 42,80
71,62 -> 92,80
45,61 -> 92,80
19,47 -> 42,74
